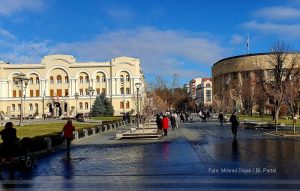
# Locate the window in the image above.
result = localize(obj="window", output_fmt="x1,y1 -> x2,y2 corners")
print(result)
79,102 -> 83,110
13,90 -> 17,97
85,76 -> 89,83
30,90 -> 34,97
126,88 -> 130,94
85,102 -> 88,110
29,104 -> 33,111
79,76 -> 83,83
35,103 -> 38,111
102,88 -> 106,94
96,88 -> 100,95
65,89 -> 69,96
19,90 -> 22,97
50,76 -> 54,84
57,75 -> 62,84
57,89 -> 62,97
80,89 -> 83,95
126,101 -> 130,109
120,101 -> 124,109
29,77 -> 33,84
18,104 -> 21,111
126,75 -> 130,82
12,104 -> 15,111
96,76 -> 100,82
36,90 -> 40,97
120,87 -> 124,94
36,77 -> 39,84
85,89 -> 89,95
120,75 -> 124,84
206,83 -> 211,88
65,76 -> 69,83
102,76 -> 106,82
206,90 -> 212,102
50,89 -> 54,97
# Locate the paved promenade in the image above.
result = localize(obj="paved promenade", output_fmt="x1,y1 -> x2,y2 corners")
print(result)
1,120 -> 300,190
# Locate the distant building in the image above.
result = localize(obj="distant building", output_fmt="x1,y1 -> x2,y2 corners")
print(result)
189,78 -> 202,99
0,55 -> 145,119
195,78 -> 212,110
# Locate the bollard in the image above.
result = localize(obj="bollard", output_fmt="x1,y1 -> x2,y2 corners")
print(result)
91,128 -> 96,135
83,129 -> 88,137
73,131 -> 79,141
44,137 -> 52,152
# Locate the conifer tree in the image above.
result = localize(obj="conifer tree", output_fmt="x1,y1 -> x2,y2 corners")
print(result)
91,93 -> 114,116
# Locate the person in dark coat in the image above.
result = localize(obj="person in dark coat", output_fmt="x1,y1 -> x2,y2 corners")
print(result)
0,122 -> 18,161
229,112 -> 239,139
218,112 -> 224,127
170,114 -> 177,130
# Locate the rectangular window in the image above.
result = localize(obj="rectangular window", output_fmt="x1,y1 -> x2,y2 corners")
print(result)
57,89 -> 62,97
30,90 -> 34,97
80,89 -> 83,95
206,90 -> 212,102
120,88 -> 124,94
65,89 -> 69,96
19,90 -> 22,97
36,90 -> 40,97
50,89 -> 54,97
102,88 -> 106,94
126,101 -> 130,109
13,90 -> 17,97
120,102 -> 124,109
126,88 -> 130,94
96,88 -> 100,95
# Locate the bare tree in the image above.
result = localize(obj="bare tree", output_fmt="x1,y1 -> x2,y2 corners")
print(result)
258,41 -> 300,131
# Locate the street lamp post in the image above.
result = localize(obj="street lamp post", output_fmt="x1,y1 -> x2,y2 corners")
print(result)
75,92 -> 79,115
135,82 -> 141,129
88,87 -> 95,118
14,73 -> 29,126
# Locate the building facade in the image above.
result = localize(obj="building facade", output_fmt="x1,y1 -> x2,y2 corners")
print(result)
0,55 -> 145,119
189,78 -> 202,99
212,52 -> 300,112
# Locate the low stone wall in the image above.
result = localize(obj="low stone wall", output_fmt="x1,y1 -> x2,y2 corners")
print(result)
0,120 -> 127,158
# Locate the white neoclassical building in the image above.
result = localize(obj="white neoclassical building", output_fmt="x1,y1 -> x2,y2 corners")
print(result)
0,54 -> 145,119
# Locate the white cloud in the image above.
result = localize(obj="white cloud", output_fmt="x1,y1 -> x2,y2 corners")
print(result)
254,6 -> 300,20
104,7 -> 135,23
0,0 -> 44,15
230,34 -> 244,45
0,28 -> 16,39
243,20 -> 300,38
0,27 -> 226,79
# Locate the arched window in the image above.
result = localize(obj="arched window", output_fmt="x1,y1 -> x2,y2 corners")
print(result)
57,75 -> 62,84
65,76 -> 69,83
12,104 -> 15,111
85,76 -> 89,83
120,87 -> 124,94
36,77 -> 39,84
120,101 -> 124,109
206,83 -> 211,88
29,103 -> 33,111
126,75 -> 130,82
96,76 -> 100,82
85,102 -> 89,110
102,76 -> 106,82
35,103 -> 38,111
29,77 -> 33,84
120,75 -> 124,84
79,76 -> 83,83
50,76 -> 54,84
126,101 -> 130,109
79,102 -> 83,110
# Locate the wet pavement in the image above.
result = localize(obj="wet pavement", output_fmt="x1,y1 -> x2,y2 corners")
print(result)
1,120 -> 300,190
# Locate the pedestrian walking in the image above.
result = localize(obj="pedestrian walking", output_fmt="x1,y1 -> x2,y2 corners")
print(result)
63,120 -> 75,158
180,113 -> 185,123
218,112 -> 224,127
170,113 -> 177,130
229,112 -> 239,139
162,115 -> 169,136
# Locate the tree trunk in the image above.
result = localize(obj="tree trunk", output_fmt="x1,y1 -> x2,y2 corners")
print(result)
275,108 -> 280,131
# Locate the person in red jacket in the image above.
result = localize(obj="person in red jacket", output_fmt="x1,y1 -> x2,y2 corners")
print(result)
63,120 -> 75,157
162,115 -> 169,136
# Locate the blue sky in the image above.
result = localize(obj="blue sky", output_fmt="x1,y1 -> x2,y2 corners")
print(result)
1,0 -> 300,85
